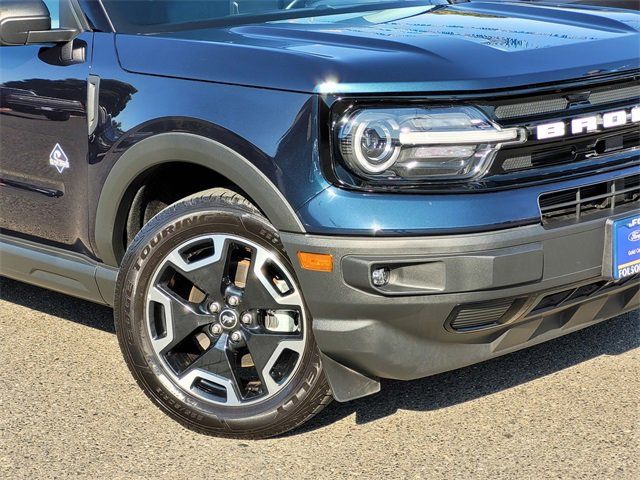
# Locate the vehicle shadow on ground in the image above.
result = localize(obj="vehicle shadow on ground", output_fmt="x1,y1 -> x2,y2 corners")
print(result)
0,276 -> 114,333
295,309 -> 639,435
1,276 -> 638,436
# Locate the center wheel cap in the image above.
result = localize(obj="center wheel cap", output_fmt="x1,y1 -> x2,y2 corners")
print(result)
219,309 -> 239,330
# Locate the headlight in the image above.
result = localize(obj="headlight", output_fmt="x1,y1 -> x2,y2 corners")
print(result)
336,106 -> 525,182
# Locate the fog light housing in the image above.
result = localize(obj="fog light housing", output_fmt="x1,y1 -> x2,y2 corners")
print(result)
371,267 -> 390,287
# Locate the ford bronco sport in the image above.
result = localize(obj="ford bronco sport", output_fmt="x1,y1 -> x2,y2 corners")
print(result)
0,0 -> 638,438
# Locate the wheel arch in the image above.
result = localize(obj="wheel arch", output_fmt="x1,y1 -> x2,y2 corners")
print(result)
94,132 -> 306,267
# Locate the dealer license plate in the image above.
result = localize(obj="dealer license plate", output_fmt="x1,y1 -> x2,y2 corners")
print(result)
611,213 -> 640,280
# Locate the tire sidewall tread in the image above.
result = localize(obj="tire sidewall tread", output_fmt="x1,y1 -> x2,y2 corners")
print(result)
114,190 -> 331,439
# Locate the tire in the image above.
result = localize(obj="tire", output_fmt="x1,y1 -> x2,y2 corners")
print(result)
114,188 -> 332,439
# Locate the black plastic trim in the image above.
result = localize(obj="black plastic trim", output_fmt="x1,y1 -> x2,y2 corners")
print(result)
0,178 -> 63,198
0,233 -> 117,305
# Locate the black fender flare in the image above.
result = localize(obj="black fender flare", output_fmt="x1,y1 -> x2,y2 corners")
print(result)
94,132 -> 306,267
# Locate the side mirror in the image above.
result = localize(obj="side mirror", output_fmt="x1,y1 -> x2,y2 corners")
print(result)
0,0 -> 77,46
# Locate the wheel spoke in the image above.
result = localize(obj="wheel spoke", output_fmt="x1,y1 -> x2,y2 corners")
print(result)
182,335 -> 235,379
242,248 -> 301,311
165,235 -> 231,296
244,330 -> 304,395
177,336 -> 242,405
147,286 -> 212,354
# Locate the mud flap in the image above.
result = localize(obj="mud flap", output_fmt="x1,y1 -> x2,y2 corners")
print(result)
320,352 -> 380,402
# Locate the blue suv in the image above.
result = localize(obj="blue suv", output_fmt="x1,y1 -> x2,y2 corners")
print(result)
0,0 -> 638,438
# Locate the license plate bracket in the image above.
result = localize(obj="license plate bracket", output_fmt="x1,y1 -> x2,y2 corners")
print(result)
605,213 -> 640,280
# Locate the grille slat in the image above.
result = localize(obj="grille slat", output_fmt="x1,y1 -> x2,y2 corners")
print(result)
532,277 -> 638,313
450,299 -> 514,331
589,85 -> 640,106
495,98 -> 568,120
494,82 -> 640,120
538,174 -> 640,227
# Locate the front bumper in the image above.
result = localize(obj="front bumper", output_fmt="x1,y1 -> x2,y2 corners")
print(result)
281,211 -> 640,400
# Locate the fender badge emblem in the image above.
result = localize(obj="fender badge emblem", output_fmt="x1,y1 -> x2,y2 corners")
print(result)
49,143 -> 70,173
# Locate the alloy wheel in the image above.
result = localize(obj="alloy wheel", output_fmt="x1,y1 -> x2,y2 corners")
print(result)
145,234 -> 307,406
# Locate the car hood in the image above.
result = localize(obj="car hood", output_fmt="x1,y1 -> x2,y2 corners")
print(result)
115,1 -> 640,94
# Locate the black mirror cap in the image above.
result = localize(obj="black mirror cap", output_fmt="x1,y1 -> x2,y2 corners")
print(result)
0,0 -> 51,45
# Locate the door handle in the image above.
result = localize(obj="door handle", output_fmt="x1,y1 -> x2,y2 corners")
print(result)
87,74 -> 100,135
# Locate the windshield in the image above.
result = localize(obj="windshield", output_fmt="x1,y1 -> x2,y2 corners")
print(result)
101,0 -> 454,33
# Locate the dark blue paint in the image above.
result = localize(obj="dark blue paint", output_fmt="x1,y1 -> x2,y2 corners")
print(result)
298,164 -> 640,235
116,2 -> 640,93
0,34 -> 93,251
1,0 -> 639,259
87,32 -> 326,241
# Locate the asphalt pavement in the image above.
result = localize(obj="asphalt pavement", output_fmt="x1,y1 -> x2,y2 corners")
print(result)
0,276 -> 638,479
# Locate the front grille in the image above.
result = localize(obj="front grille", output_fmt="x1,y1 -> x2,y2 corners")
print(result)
446,275 -> 639,335
538,174 -> 640,227
531,275 -> 639,313
484,74 -> 640,183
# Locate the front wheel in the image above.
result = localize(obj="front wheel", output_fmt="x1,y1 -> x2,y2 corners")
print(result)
114,189 -> 332,438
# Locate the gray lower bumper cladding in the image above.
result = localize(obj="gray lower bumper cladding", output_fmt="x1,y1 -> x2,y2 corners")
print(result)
282,214 -> 640,401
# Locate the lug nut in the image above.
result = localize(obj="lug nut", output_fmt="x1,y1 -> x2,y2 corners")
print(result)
230,331 -> 242,343
228,295 -> 240,307
241,313 -> 252,325
210,323 -> 223,336
208,302 -> 221,314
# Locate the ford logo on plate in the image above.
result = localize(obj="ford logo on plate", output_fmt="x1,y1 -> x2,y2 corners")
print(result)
628,229 -> 640,242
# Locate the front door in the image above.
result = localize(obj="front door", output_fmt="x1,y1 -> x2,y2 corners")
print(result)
0,0 -> 92,252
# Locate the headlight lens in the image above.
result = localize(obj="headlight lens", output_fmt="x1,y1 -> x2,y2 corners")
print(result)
350,113 -> 401,173
337,106 -> 525,181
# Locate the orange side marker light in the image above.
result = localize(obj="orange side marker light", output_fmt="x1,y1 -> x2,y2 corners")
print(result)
297,252 -> 334,272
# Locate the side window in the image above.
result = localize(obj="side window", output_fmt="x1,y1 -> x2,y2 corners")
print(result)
42,0 -> 60,28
